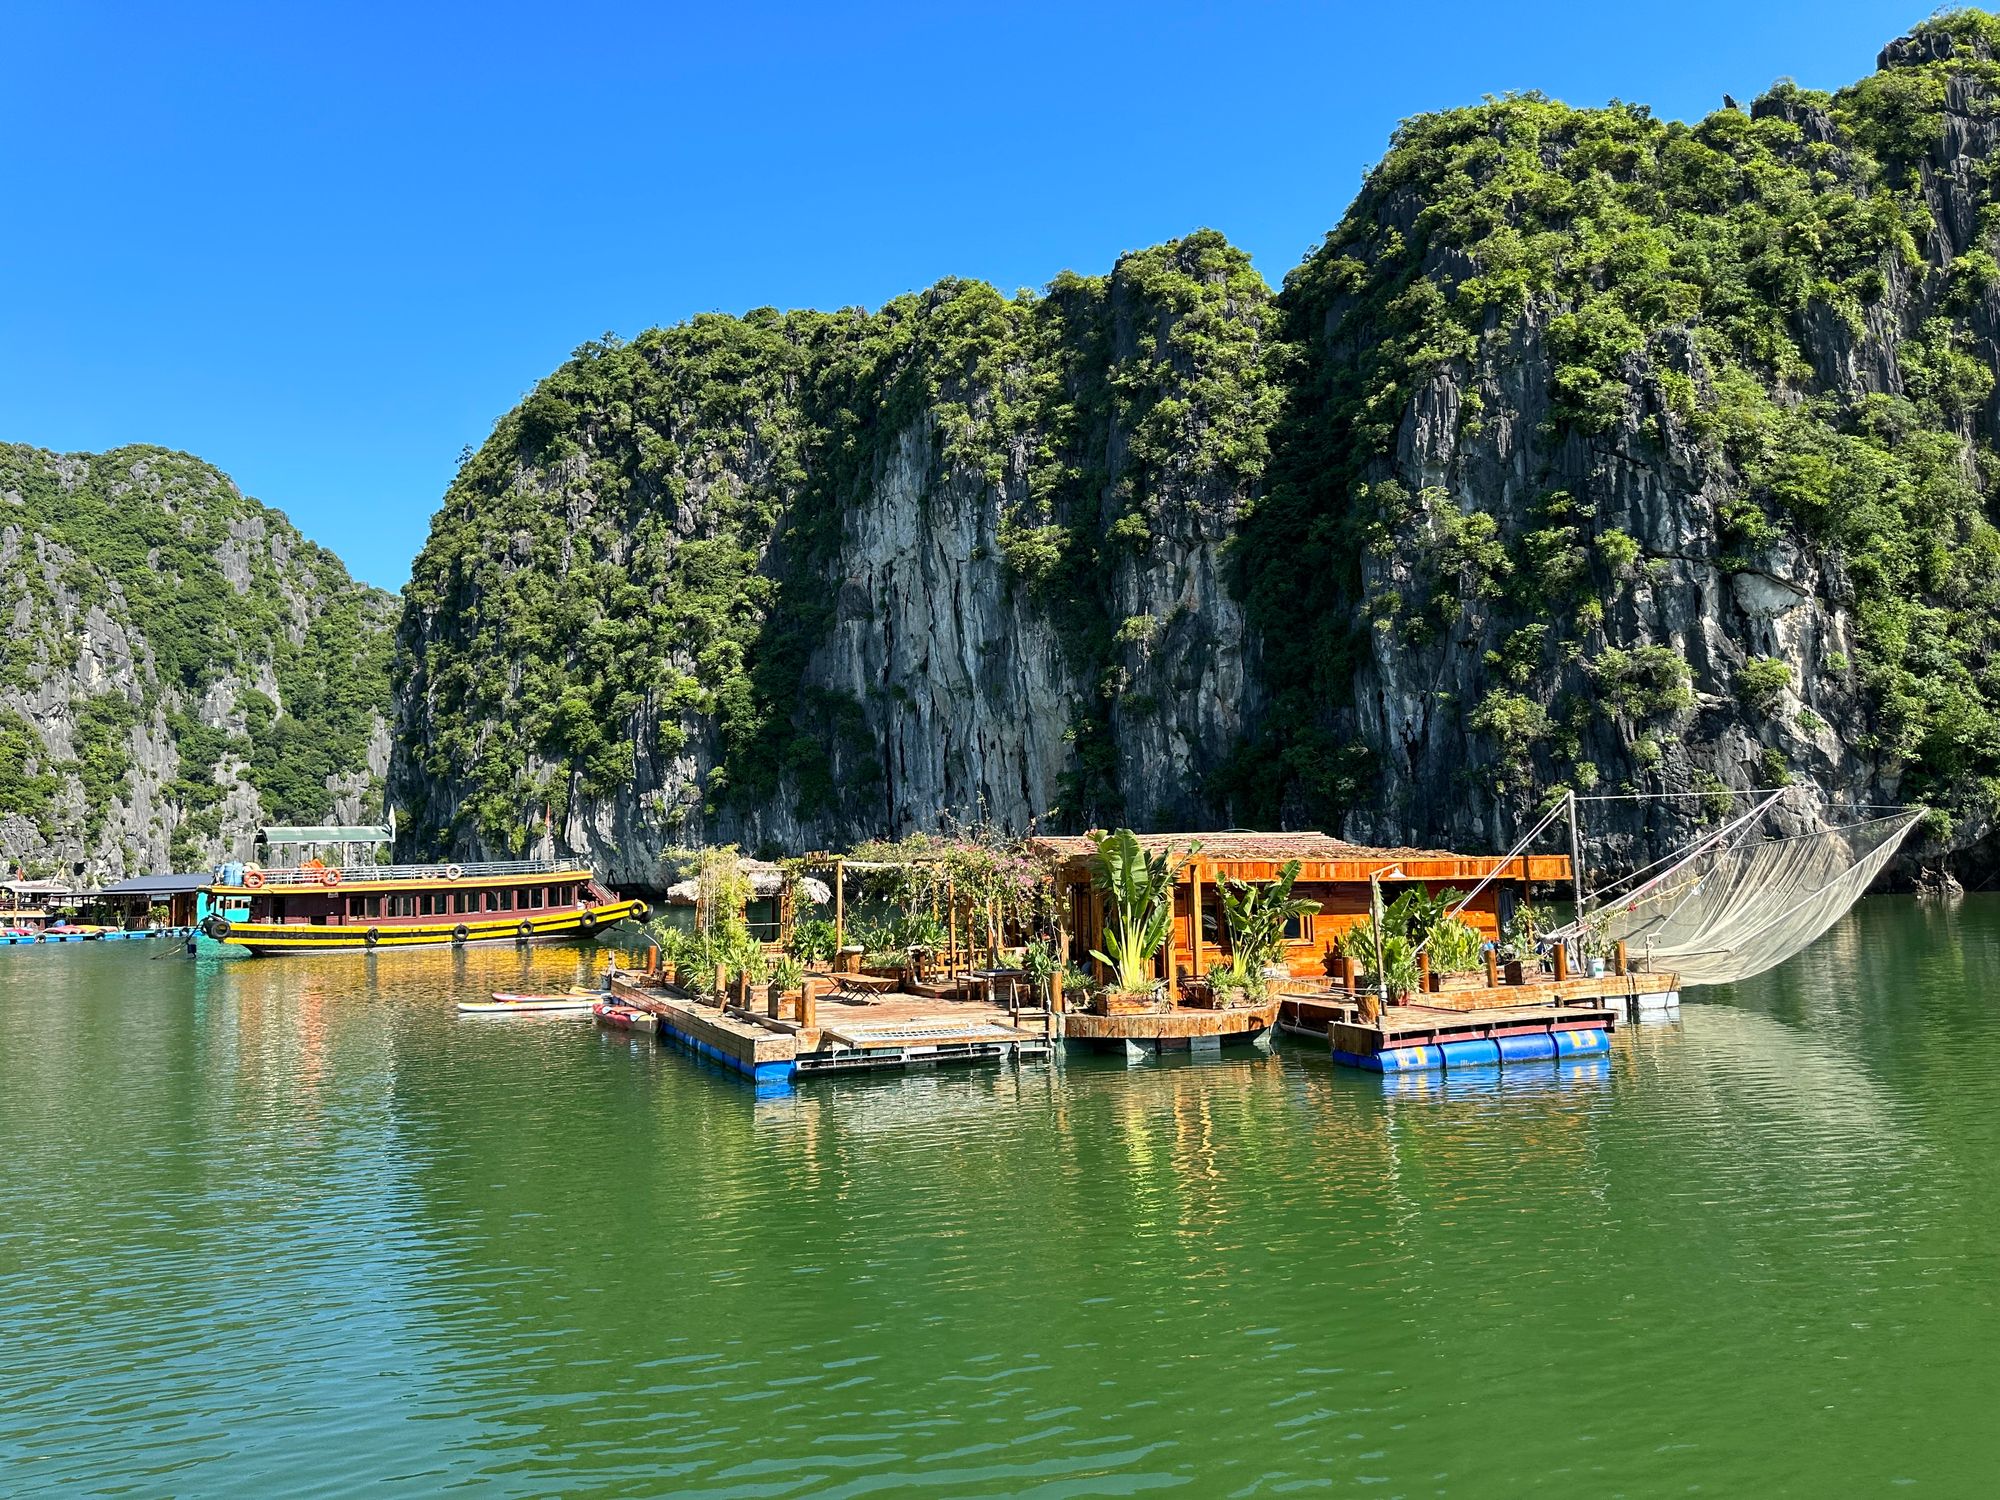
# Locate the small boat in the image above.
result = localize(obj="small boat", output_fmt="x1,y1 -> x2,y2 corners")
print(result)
458,990 -> 602,1014
593,999 -> 658,1034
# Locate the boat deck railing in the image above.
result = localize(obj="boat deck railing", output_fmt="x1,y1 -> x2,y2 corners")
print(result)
215,858 -> 580,889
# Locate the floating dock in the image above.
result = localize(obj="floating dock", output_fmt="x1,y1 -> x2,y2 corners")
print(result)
606,971 -> 1053,1093
1059,995 -> 1280,1058
1324,1001 -> 1617,1072
0,927 -> 192,947
1276,974 -> 1674,1073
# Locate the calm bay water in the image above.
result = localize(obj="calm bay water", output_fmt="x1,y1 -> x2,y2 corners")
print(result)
4,898 -> 1999,1496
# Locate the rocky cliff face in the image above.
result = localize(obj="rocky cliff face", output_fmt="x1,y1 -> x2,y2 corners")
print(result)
391,235 -> 1278,878
392,15 -> 2000,885
0,445 -> 393,880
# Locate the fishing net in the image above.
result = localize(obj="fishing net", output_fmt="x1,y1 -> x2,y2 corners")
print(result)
1589,806 -> 1922,989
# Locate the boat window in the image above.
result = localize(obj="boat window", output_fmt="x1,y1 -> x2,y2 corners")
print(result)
450,892 -> 465,915
499,889 -> 514,911
532,887 -> 545,910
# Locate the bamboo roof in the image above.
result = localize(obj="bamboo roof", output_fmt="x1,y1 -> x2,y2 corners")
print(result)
1026,831 -> 1570,883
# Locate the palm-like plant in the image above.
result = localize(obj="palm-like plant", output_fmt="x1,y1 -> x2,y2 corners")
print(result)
1087,828 -> 1191,994
1217,859 -> 1321,994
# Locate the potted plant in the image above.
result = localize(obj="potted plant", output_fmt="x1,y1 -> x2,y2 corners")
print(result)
1085,829 -> 1190,1013
788,917 -> 839,970
1020,939 -> 1062,1011
1214,858 -> 1320,1005
768,954 -> 807,1019
1581,914 -> 1613,978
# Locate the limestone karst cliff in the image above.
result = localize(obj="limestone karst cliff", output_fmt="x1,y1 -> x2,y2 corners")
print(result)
0,444 -> 393,880
390,15 -> 2000,886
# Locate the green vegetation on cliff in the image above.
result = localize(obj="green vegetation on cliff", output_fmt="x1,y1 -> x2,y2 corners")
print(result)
397,231 -> 1279,851
0,444 -> 393,869
1240,10 -> 2000,824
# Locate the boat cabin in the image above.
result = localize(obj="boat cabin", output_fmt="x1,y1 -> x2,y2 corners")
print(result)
1028,831 -> 1572,988
232,871 -> 601,927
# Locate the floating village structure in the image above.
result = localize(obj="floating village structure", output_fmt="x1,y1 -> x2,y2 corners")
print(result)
603,827 -> 1681,1091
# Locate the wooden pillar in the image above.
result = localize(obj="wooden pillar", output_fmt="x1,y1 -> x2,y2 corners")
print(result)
1190,863 -> 1205,982
1484,947 -> 1498,987
1615,940 -> 1629,977
1553,943 -> 1570,981
833,857 -> 844,950
1418,950 -> 1433,993
946,872 -> 957,974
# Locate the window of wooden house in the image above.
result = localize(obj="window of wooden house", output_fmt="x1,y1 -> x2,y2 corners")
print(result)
1282,912 -> 1313,943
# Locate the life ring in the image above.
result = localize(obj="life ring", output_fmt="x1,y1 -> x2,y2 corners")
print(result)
516,920 -> 534,939
444,864 -> 464,881
578,907 -> 597,932
452,924 -> 470,944
321,868 -> 343,887
364,927 -> 380,947
243,867 -> 265,889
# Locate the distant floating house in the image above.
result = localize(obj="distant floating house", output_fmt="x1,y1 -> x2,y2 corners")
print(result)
95,872 -> 210,930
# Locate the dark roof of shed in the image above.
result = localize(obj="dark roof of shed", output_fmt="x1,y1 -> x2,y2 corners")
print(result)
96,873 -> 212,897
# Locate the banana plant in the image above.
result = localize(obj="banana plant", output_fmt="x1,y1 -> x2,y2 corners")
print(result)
1217,858 -> 1321,993
1087,828 -> 1193,993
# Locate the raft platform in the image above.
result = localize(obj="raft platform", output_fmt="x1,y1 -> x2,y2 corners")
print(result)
1059,996 -> 1280,1058
0,927 -> 192,946
606,971 -> 1053,1093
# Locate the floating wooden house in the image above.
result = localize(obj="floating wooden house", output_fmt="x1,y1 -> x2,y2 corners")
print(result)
1027,831 -> 1573,989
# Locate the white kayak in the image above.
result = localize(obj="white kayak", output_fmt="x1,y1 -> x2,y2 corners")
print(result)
458,989 -> 604,1014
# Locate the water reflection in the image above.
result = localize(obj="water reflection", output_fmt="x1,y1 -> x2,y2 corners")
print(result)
8,904 -> 2000,1494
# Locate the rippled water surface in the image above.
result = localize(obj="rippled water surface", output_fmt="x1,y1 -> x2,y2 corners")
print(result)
5,899 -> 2000,1496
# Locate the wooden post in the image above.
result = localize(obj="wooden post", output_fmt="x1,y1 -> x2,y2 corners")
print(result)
945,873 -> 956,975
1418,950 -> 1432,993
1553,943 -> 1569,981
833,857 -> 844,950
1615,940 -> 1629,977
1484,948 -> 1498,987
1190,863 -> 1205,983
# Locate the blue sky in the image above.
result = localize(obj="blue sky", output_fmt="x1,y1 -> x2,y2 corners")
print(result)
0,0 -> 1924,589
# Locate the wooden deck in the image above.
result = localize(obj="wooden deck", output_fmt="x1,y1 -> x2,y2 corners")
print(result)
606,971 -> 1053,1089
1280,969 -> 1679,1038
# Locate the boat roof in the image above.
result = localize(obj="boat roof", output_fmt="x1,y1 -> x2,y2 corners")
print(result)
257,824 -> 395,844
98,873 -> 212,898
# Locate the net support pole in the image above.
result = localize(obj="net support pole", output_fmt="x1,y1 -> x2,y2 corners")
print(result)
1568,790 -> 1587,968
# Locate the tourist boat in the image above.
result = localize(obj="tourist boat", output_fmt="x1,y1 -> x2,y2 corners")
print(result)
193,823 -> 646,957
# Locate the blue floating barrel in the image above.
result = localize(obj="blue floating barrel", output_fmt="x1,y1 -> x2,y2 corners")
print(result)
1377,1044 -> 1438,1072
1495,1031 -> 1558,1064
1438,1038 -> 1501,1070
1552,1028 -> 1609,1057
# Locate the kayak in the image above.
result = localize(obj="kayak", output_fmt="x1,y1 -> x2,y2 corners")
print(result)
458,990 -> 602,1014
593,999 -> 658,1034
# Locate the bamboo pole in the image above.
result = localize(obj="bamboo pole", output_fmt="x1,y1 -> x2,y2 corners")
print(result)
833,857 -> 844,950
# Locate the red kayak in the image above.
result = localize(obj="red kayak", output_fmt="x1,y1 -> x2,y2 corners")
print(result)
593,999 -> 659,1034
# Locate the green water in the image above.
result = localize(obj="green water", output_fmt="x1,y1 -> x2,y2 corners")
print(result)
3,899 -> 1998,1496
